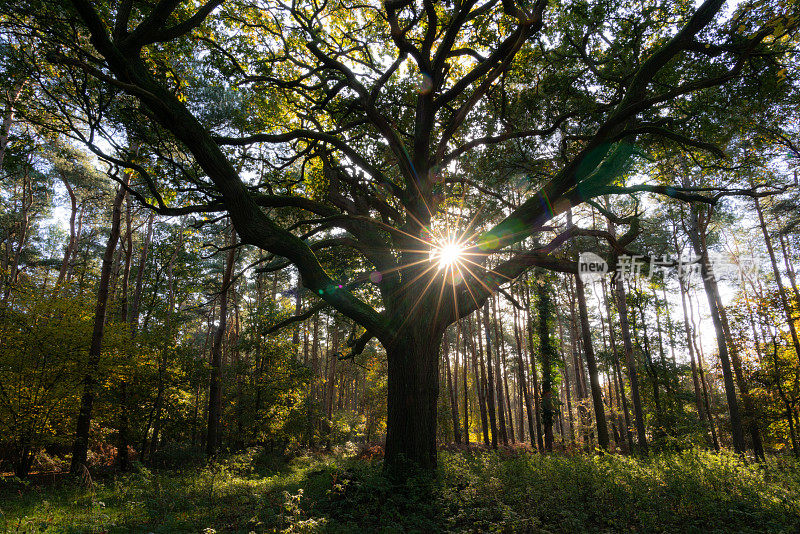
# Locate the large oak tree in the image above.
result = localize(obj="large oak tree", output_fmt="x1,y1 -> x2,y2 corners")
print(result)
2,0 -> 794,470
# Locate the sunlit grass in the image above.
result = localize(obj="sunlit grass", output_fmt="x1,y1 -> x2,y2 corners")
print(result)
2,448 -> 799,533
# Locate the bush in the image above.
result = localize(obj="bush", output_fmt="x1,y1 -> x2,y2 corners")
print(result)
2,448 -> 799,533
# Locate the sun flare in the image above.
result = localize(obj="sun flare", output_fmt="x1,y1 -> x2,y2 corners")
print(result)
432,241 -> 465,270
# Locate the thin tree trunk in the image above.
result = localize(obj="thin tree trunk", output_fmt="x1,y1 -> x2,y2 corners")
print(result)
685,207 -> 745,455
755,196 -> 800,366
324,324 -> 338,448
444,337 -> 461,443
130,213 -> 154,327
614,276 -> 649,455
206,226 -> 236,456
469,315 -> 490,446
679,278 -> 710,430
0,81 -> 23,171
493,295 -> 514,443
514,287 -> 536,449
56,171 -> 78,288
116,196 -> 134,471
688,282 -> 720,450
717,291 -> 765,460
603,279 -> 633,452
70,182 -> 127,475
556,307 -> 575,443
481,302 -> 499,449
769,336 -> 799,457
568,279 -> 591,447
652,286 -> 674,403
537,275 -> 555,452
635,297 -> 664,437
778,233 -> 800,305
147,228 -> 183,459
460,320 -> 470,445
575,274 -> 610,450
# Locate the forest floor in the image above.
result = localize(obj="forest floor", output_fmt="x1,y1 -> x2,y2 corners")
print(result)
1,447 -> 799,533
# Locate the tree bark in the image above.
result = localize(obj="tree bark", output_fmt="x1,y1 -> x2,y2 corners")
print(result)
384,324 -> 443,471
685,207 -> 745,455
488,298 -> 509,445
444,336 -> 461,443
634,296 -> 664,437
493,295 -> 515,442
56,171 -> 78,288
687,283 -> 720,450
575,274 -> 610,450
513,286 -> 536,449
116,195 -> 133,470
679,278 -> 710,430
556,307 -> 576,443
526,289 -> 545,450
0,81 -> 23,171
147,227 -> 183,459
480,303 -> 499,448
537,276 -> 555,452
460,320 -> 470,445
206,225 -> 236,456
755,196 -> 800,366
468,315 -> 490,446
129,213 -> 153,328
70,182 -> 127,476
717,291 -> 765,460
614,276 -> 649,455
568,278 -> 592,447
603,278 -> 633,452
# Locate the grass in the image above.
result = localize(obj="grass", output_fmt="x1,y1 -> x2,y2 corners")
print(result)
2,448 -> 799,533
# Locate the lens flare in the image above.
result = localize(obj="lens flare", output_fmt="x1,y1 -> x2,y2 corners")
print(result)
437,242 -> 464,269
430,239 -> 466,270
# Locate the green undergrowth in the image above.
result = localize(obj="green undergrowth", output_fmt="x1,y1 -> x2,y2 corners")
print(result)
2,448 -> 799,533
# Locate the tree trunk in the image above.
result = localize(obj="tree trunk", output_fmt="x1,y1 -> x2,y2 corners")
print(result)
717,292 -> 765,460
524,283 -> 545,451
129,213 -> 154,328
652,287 -> 674,402
679,278 -> 710,431
460,320 -> 470,445
603,279 -> 633,452
778,232 -> 800,306
444,337 -> 461,443
755,196 -> 800,366
688,285 -> 720,450
3,165 -> 32,304
116,196 -> 133,471
566,279 -> 590,445
614,276 -> 649,455
480,303 -> 499,448
513,287 -> 536,449
0,81 -> 23,170
468,315 -> 490,446
769,336 -> 800,457
147,228 -> 183,459
685,207 -> 745,455
56,171 -> 78,288
634,298 -> 664,437
293,287 -> 302,354
488,299 -> 509,445
575,274 -> 610,450
384,325 -> 442,471
493,296 -> 515,442
537,276 -> 555,452
70,183 -> 127,476
206,226 -> 236,456
556,307 -> 575,443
